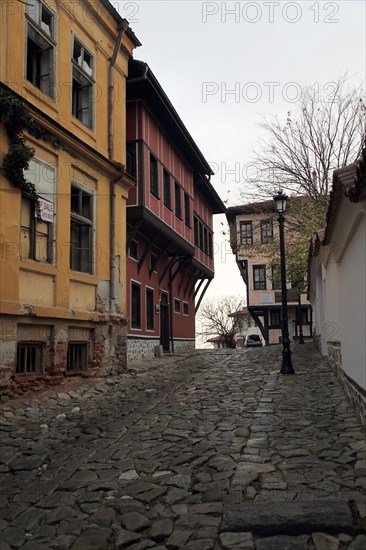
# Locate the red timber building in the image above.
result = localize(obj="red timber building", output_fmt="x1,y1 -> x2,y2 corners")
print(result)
125,59 -> 225,359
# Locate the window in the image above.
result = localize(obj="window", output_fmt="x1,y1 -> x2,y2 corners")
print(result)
194,217 -> 199,246
260,220 -> 274,244
175,182 -> 182,218
208,233 -> 213,259
72,37 -> 94,129
128,241 -> 138,261
199,222 -> 203,249
70,184 -> 93,274
26,0 -> 55,98
270,309 -> 281,327
163,169 -> 171,209
126,143 -> 137,179
240,221 -> 253,245
271,265 -> 282,290
253,265 -> 266,290
67,343 -> 88,372
21,198 -> 51,262
203,228 -> 208,255
150,253 -> 158,272
194,215 -> 213,257
21,159 -> 55,263
301,308 -> 309,325
183,302 -> 189,316
174,299 -> 181,313
131,282 -> 141,329
150,153 -> 159,196
184,193 -> 190,227
16,343 -> 43,376
146,288 -> 154,331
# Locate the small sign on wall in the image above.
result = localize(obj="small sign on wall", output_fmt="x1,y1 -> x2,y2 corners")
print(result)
155,304 -> 160,314
36,198 -> 54,223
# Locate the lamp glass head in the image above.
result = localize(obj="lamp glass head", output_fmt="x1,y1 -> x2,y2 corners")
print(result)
273,191 -> 288,213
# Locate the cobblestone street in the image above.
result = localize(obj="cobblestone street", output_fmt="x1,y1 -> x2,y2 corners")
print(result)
0,343 -> 365,549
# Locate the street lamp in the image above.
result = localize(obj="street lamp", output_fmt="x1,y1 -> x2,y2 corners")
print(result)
273,191 -> 295,374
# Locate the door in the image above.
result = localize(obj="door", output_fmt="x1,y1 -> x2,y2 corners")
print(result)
160,292 -> 170,352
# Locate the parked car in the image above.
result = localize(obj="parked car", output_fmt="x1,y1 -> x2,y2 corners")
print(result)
245,334 -> 263,348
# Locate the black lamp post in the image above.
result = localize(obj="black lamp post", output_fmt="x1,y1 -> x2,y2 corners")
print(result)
273,191 -> 295,374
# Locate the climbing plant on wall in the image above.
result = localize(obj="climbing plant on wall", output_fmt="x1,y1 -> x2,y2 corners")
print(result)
0,87 -> 41,199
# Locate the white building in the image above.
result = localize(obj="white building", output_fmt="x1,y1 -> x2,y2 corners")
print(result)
308,145 -> 366,427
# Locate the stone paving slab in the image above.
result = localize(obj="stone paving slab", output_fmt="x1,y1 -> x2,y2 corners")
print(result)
221,500 -> 356,535
0,342 -> 365,549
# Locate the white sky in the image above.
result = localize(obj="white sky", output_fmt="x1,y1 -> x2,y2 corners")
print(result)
116,0 -> 366,305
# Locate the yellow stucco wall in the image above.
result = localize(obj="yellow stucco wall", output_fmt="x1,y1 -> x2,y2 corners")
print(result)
0,0 -> 138,324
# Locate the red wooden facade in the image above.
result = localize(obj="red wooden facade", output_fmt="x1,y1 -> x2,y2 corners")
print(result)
125,59 -> 225,358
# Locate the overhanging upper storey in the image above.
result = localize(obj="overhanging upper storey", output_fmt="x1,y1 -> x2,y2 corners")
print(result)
127,59 -> 213,179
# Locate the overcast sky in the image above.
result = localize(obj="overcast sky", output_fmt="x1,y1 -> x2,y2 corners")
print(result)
116,0 -> 365,306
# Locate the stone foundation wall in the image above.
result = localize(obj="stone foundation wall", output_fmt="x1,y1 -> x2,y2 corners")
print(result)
174,339 -> 195,353
328,340 -> 366,428
127,337 -> 195,361
0,315 -> 128,393
127,338 -> 160,361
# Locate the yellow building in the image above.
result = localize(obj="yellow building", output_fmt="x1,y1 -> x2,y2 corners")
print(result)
0,0 -> 140,388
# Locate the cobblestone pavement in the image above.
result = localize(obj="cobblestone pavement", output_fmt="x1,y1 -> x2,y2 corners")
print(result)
0,342 -> 365,550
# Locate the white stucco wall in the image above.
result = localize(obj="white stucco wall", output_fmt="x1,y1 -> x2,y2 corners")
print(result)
310,199 -> 366,392
337,213 -> 366,391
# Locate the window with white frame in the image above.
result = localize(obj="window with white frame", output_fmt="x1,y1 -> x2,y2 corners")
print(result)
183,302 -> 189,315
21,158 -> 56,263
72,37 -> 94,129
26,0 -> 56,99
128,240 -> 138,261
131,282 -> 141,329
174,299 -> 181,313
146,288 -> 154,331
70,184 -> 93,273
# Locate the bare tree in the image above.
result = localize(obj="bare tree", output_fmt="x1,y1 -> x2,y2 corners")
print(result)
246,77 -> 365,206
236,76 -> 366,285
199,296 -> 245,349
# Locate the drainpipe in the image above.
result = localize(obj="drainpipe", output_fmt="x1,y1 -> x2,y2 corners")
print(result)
108,21 -> 128,161
108,21 -> 128,315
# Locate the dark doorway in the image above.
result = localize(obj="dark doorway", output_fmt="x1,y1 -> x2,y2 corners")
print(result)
160,292 -> 170,352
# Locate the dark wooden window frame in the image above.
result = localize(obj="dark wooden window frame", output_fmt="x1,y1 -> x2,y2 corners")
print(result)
240,221 -> 253,245
253,265 -> 266,290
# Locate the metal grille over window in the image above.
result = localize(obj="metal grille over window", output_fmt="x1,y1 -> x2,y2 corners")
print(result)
72,37 -> 94,129
67,343 -> 88,372
16,343 -> 43,375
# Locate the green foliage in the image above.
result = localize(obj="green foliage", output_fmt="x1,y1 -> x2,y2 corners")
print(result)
0,87 -> 37,199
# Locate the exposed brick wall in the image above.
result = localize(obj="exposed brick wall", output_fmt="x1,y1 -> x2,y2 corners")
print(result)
0,315 -> 128,393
